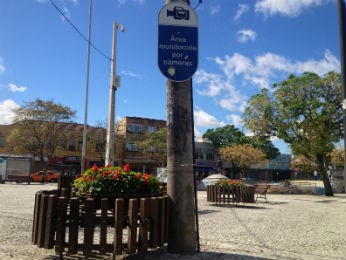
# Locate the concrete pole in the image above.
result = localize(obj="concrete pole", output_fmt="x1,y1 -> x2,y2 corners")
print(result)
105,22 -> 120,166
167,78 -> 196,254
165,0 -> 196,253
338,0 -> 346,192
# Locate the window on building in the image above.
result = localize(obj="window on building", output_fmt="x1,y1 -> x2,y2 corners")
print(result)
0,135 -> 4,148
126,142 -> 140,152
148,145 -> 156,152
95,143 -> 104,153
46,139 -> 53,149
147,125 -> 158,133
206,153 -> 215,160
127,124 -> 143,133
68,138 -> 76,151
78,139 -> 83,152
59,139 -> 67,150
195,148 -> 203,160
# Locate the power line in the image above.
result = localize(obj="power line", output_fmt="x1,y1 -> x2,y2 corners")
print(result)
193,0 -> 202,10
49,0 -> 111,62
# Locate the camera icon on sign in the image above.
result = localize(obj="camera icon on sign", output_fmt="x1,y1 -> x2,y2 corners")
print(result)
167,6 -> 190,20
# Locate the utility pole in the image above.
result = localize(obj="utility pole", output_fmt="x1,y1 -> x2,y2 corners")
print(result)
164,0 -> 197,254
105,22 -> 123,166
338,0 -> 346,192
81,0 -> 92,174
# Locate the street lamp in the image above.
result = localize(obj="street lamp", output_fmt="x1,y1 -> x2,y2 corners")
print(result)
81,0 -> 93,174
105,22 -> 124,166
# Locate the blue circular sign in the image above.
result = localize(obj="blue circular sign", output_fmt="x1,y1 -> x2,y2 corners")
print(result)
158,2 -> 198,82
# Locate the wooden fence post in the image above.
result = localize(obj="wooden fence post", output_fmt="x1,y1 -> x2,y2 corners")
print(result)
68,197 -> 80,254
113,198 -> 124,256
83,198 -> 95,257
55,197 -> 68,258
100,198 -> 109,255
44,194 -> 57,249
149,197 -> 159,248
128,198 -> 139,254
138,198 -> 149,253
37,194 -> 49,248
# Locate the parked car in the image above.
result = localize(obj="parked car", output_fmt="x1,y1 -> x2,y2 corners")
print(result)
30,171 -> 59,183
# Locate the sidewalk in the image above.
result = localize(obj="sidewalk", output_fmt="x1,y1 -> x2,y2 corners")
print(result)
0,183 -> 345,259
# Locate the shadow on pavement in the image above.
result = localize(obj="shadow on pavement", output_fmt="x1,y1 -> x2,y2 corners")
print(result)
44,249 -> 271,260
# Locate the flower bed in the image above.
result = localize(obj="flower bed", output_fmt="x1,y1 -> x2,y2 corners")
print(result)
73,164 -> 162,200
207,179 -> 255,204
32,164 -> 168,257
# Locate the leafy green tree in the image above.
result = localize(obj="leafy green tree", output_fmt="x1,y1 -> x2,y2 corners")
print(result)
220,144 -> 266,179
137,127 -> 167,167
291,155 -> 317,178
202,125 -> 279,159
242,72 -> 343,196
202,125 -> 246,148
330,148 -> 344,167
7,99 -> 76,171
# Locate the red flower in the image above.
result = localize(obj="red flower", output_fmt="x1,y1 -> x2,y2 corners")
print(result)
143,174 -> 151,184
92,164 -> 98,172
135,173 -> 141,180
106,164 -> 111,168
113,173 -> 120,180
123,163 -> 130,172
103,171 -> 110,177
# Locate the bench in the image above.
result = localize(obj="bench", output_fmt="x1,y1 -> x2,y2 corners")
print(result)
254,184 -> 269,202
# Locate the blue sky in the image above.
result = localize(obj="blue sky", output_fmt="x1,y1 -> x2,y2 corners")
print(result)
0,0 -> 341,154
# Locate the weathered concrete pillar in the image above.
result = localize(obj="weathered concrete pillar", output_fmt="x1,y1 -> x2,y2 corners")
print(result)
166,78 -> 196,254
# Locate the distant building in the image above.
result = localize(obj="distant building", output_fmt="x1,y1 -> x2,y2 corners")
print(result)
0,119 -> 292,179
115,116 -> 166,173
195,140 -> 218,179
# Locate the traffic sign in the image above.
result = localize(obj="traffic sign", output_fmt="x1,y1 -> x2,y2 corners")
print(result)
158,1 -> 198,82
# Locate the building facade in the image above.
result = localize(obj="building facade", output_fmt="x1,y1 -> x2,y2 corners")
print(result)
0,119 -> 292,180
115,116 -> 166,173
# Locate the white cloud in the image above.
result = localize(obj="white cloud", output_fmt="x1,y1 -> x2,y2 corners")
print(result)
194,107 -> 225,128
0,99 -> 19,124
209,5 -> 221,16
117,0 -> 145,5
255,0 -> 332,18
237,29 -> 257,43
194,127 -> 203,139
213,50 -> 339,89
226,114 -> 243,127
0,58 -> 5,74
234,4 -> 249,21
69,0 -> 78,6
9,83 -> 27,93
194,70 -> 224,97
194,50 -> 340,134
295,50 -> 340,76
121,70 -> 143,80
61,5 -> 71,20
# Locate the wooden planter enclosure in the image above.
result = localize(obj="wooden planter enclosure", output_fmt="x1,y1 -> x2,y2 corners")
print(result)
32,190 -> 169,258
207,185 -> 255,204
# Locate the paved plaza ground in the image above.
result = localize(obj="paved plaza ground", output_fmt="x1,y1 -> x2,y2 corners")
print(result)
0,183 -> 345,260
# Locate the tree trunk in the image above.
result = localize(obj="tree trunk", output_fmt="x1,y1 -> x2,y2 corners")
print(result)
316,154 -> 334,196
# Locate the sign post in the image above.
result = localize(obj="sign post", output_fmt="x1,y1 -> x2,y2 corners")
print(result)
158,0 -> 198,254
158,1 -> 198,81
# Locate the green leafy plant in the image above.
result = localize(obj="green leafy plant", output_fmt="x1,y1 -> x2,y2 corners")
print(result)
73,164 -> 162,198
